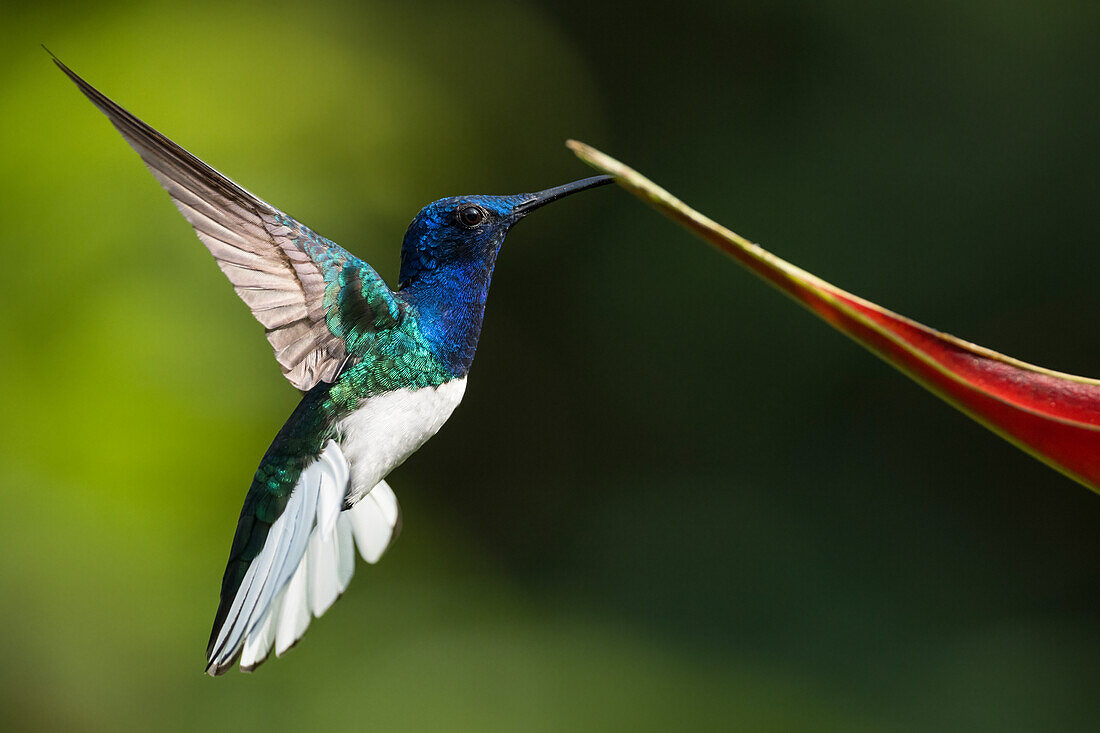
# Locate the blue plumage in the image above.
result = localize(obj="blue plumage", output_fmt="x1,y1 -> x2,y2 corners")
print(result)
400,194 -> 526,374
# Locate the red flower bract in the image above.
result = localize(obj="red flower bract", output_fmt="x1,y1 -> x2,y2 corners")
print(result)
569,140 -> 1100,494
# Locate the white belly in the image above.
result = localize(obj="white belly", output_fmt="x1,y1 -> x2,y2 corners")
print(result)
336,377 -> 467,503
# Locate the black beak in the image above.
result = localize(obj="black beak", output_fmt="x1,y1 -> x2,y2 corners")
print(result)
513,175 -> 614,217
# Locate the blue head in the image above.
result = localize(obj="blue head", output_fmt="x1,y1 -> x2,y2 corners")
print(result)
397,175 -> 613,374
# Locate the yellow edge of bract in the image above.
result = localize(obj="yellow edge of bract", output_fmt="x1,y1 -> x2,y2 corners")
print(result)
566,140 -> 1100,495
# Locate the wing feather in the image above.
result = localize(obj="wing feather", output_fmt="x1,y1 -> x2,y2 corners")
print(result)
53,55 -> 406,391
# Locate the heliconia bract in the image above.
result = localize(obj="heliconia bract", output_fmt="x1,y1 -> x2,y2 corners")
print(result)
569,140 -> 1100,495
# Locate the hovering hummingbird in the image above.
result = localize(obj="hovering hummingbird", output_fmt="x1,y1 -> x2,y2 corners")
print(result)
52,55 -> 613,675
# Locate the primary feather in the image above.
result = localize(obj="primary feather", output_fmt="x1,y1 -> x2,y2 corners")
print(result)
50,53 -> 405,392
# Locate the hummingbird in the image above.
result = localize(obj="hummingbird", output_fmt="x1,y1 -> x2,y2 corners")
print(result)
52,55 -> 613,675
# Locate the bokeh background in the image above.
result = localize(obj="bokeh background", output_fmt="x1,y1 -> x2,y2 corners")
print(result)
3,1 -> 1100,730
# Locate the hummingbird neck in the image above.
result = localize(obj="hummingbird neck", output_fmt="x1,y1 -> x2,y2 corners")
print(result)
400,258 -> 498,376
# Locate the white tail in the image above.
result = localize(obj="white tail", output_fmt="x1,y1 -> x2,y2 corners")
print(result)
206,440 -> 401,674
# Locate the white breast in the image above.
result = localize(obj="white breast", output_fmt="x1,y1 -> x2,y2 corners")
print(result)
336,377 -> 467,503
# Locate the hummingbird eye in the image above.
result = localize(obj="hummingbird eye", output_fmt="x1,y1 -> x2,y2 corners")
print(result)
456,205 -> 486,228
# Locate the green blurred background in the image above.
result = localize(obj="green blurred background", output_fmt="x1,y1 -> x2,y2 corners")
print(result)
3,0 -> 1100,730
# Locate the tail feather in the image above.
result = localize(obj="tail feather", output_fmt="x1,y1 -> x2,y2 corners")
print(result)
349,486 -> 402,563
238,483 -> 399,671
206,438 -> 401,675
273,561 -> 310,657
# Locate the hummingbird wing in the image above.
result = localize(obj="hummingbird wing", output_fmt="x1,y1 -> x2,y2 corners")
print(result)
53,56 -> 406,391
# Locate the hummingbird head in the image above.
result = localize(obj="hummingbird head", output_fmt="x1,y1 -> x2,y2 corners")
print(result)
398,175 -> 613,288
397,174 -> 613,374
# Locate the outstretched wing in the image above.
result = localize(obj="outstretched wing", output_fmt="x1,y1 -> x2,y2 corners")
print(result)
53,55 -> 406,391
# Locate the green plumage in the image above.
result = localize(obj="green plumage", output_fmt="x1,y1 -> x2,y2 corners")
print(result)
210,260 -> 456,652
